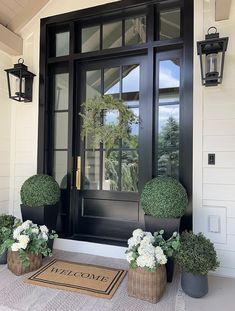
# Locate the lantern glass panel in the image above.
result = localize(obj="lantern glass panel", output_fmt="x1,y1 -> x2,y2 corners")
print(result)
9,74 -> 26,101
206,53 -> 218,76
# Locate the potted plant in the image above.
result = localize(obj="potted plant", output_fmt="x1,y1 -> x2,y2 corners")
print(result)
0,220 -> 58,275
174,231 -> 219,298
20,174 -> 60,231
126,229 -> 180,303
0,215 -> 19,264
140,176 -> 188,282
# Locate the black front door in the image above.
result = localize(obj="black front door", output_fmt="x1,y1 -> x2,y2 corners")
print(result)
73,55 -> 151,245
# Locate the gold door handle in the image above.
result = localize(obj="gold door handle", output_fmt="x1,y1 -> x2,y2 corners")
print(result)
76,156 -> 81,190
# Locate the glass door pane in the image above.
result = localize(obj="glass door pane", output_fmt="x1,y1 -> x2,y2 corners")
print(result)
82,64 -> 140,192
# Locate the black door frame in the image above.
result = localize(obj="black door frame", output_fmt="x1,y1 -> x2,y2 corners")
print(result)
38,0 -> 193,241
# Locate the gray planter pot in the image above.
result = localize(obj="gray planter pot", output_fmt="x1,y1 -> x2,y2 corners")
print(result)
181,271 -> 208,298
0,251 -> 7,265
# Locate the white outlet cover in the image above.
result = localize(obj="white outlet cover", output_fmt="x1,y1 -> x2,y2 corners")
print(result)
194,206 -> 227,244
209,215 -> 220,233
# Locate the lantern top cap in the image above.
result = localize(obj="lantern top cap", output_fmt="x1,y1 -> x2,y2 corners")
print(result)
18,58 -> 24,64
205,26 -> 219,40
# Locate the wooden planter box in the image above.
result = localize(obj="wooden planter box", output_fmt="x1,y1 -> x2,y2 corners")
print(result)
7,250 -> 42,276
128,265 -> 167,303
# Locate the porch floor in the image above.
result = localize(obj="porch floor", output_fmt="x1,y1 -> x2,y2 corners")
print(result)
0,249 -> 234,311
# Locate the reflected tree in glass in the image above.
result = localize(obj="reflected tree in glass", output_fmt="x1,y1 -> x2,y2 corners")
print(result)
158,116 -> 179,178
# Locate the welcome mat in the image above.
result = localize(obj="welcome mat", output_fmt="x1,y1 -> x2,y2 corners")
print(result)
25,259 -> 127,299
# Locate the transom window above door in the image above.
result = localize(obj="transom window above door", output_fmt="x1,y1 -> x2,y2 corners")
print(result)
81,16 -> 147,52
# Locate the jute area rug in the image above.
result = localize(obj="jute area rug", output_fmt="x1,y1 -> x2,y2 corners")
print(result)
25,259 -> 126,299
0,250 -> 185,311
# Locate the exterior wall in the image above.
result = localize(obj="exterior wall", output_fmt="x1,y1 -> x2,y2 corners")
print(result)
0,51 -> 12,215
194,0 -> 235,277
6,0 -> 235,276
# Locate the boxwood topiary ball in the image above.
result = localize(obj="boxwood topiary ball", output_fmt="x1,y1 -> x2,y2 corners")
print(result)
140,176 -> 188,218
174,231 -> 219,274
21,174 -> 60,207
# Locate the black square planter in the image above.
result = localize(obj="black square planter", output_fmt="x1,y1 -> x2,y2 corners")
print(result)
20,204 -> 59,231
144,215 -> 181,283
0,251 -> 7,265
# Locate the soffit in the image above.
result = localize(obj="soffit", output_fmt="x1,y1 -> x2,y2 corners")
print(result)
0,0 -> 50,32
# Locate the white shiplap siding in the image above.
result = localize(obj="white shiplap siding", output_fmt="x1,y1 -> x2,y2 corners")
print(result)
194,0 -> 235,277
0,50 -> 12,214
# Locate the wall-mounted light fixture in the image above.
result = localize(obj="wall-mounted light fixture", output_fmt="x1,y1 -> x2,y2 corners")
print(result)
197,27 -> 228,87
5,58 -> 36,102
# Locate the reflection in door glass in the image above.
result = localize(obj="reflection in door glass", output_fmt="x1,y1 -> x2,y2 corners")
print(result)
54,112 -> 68,149
104,109 -> 119,126
159,59 -> 180,89
82,25 -> 100,53
86,70 -> 101,99
158,105 -> 179,178
55,32 -> 70,57
121,150 -> 138,192
103,151 -> 119,191
84,151 -> 100,190
122,65 -> 140,93
54,151 -> 68,189
157,58 -> 180,179
125,16 -> 146,46
104,67 -> 120,96
122,105 -> 139,149
160,8 -> 181,40
103,21 -> 122,49
54,73 -> 69,110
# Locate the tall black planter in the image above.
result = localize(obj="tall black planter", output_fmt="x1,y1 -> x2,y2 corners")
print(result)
0,251 -> 7,264
144,215 -> 181,283
20,204 -> 59,230
181,271 -> 208,298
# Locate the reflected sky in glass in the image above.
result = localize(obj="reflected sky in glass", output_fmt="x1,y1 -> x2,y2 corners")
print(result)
159,60 -> 180,88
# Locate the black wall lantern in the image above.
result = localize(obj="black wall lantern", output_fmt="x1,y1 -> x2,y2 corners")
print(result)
197,27 -> 229,87
5,58 -> 36,102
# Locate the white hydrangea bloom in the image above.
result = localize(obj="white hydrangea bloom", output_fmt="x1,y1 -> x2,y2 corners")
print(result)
155,246 -> 167,265
136,254 -> 156,269
132,229 -> 144,239
18,235 -> 30,249
127,236 -> 142,248
21,220 -> 32,230
11,242 -> 21,252
40,225 -> 49,234
13,227 -> 22,240
141,234 -> 154,245
158,255 -> 167,265
126,252 -> 134,263
138,242 -> 155,256
155,246 -> 164,257
32,228 -> 39,234
41,232 -> 48,241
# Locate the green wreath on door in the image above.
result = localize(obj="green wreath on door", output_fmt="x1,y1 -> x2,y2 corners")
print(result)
79,95 -> 139,151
